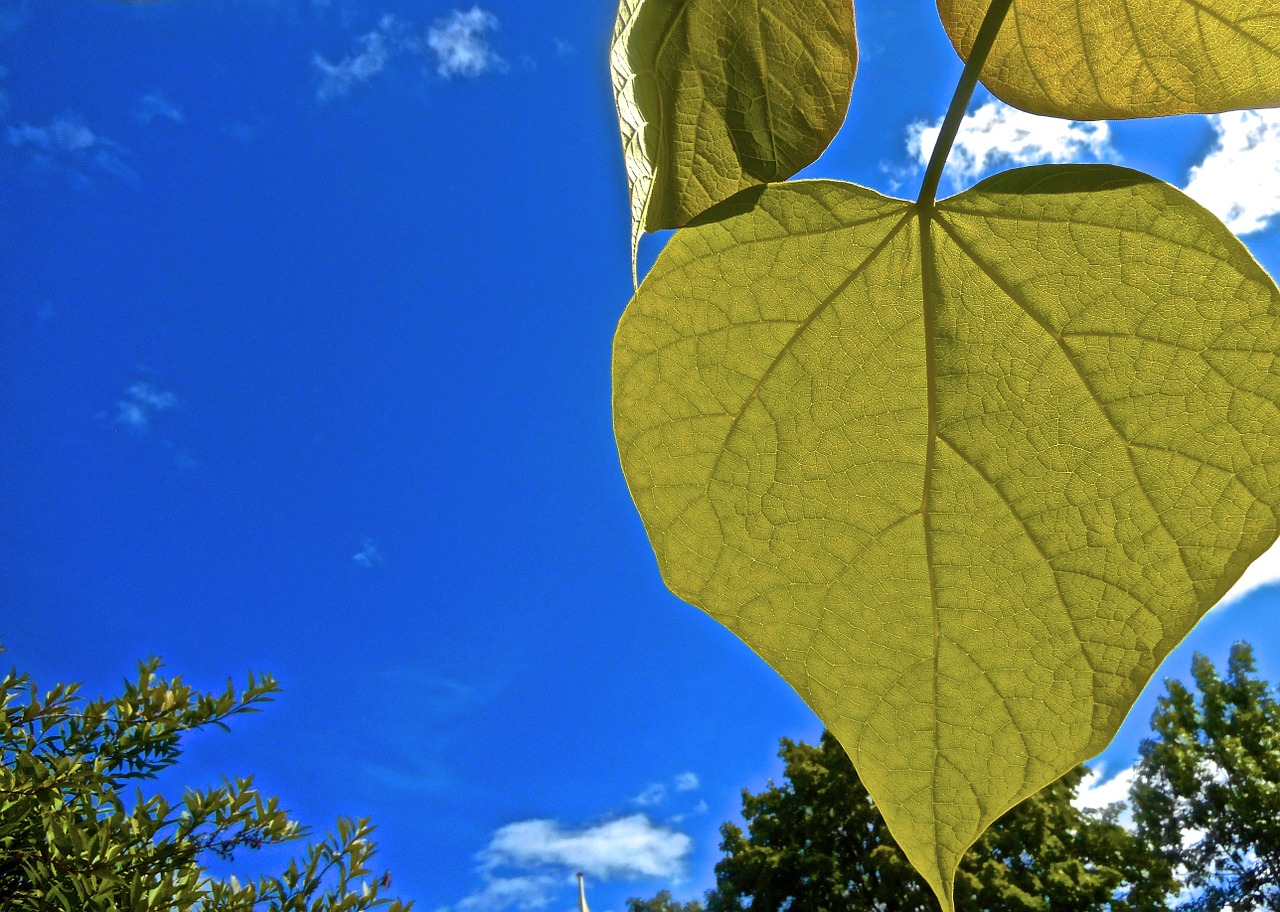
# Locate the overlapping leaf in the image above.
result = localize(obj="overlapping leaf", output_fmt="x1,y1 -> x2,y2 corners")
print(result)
936,0 -> 1280,118
613,166 -> 1280,910
610,0 -> 857,274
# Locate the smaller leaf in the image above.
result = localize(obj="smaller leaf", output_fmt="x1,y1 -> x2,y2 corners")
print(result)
611,0 -> 857,277
937,0 -> 1280,119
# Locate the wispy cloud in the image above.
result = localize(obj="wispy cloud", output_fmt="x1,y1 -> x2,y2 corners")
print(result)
1182,109 -> 1280,236
905,98 -> 1113,189
352,536 -> 384,568
669,799 -> 709,825
428,7 -> 504,79
633,771 -> 699,806
633,783 -> 666,806
360,667 -> 507,793
7,114 -> 136,184
312,8 -> 503,100
313,14 -> 406,101
673,772 -> 699,792
1216,541 -> 1280,611
114,382 -> 177,433
135,90 -> 184,125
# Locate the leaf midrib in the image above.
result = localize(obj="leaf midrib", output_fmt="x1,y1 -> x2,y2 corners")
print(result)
917,207 -> 948,898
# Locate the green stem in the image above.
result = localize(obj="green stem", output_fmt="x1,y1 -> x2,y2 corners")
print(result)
916,0 -> 1015,209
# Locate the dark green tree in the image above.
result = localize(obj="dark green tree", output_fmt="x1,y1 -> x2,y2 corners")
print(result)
1131,643 -> 1280,911
627,890 -> 704,912
0,653 -> 410,911
631,731 -> 1173,912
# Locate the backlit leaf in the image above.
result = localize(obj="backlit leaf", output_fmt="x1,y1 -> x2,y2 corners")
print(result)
936,0 -> 1280,119
613,166 -> 1280,910
610,0 -> 857,276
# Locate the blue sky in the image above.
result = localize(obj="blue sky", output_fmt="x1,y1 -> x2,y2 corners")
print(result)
2,0 -> 1280,909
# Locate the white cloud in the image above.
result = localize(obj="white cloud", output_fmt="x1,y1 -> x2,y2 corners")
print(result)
7,114 -> 136,183
314,15 -> 406,101
353,537 -> 383,568
1216,541 -> 1280,610
633,772 -> 699,805
482,815 -> 691,880
428,7 -> 503,79
633,783 -> 666,806
445,815 -> 691,912
450,874 -> 561,912
1074,763 -> 1137,819
1183,109 -> 1280,236
136,90 -> 184,125
906,99 -> 1113,189
114,382 -> 177,432
673,772 -> 699,792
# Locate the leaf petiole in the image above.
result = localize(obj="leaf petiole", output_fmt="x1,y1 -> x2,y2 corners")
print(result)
917,0 -> 1015,210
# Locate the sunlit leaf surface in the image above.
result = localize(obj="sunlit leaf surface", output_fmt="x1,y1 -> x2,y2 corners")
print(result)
613,166 -> 1280,910
937,0 -> 1280,119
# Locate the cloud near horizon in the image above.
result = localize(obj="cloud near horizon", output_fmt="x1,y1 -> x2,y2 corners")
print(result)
444,814 -> 692,912
482,815 -> 691,880
905,98 -> 1114,188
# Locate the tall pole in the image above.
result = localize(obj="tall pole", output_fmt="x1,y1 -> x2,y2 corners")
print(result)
577,872 -> 590,912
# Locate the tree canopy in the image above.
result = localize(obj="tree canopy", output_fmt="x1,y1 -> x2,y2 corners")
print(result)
0,653 -> 410,911
630,644 -> 1280,912
1132,643 -> 1280,911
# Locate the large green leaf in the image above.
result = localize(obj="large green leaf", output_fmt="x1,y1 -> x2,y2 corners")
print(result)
936,0 -> 1280,119
613,166 -> 1280,910
610,0 -> 857,274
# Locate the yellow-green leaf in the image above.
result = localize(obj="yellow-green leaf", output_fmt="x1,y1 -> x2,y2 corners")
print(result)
936,0 -> 1280,119
613,167 -> 1280,910
610,0 -> 857,276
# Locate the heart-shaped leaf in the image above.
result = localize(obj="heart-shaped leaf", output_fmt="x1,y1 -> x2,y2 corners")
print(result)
613,166 -> 1280,910
936,0 -> 1280,119
610,0 -> 858,276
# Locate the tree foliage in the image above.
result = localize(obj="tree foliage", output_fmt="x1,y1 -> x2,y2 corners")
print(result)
630,644 -> 1280,912
1132,643 -> 1280,911
0,655 -> 409,912
609,0 -> 1280,905
629,732 -> 1173,912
